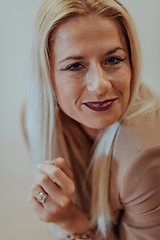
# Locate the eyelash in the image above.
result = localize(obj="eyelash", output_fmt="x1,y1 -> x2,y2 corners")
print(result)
105,56 -> 126,65
62,56 -> 126,71
62,62 -> 84,71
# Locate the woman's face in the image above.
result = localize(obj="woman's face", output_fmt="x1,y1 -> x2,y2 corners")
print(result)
51,14 -> 131,139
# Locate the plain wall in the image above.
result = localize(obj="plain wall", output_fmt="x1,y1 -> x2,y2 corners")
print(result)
0,0 -> 159,239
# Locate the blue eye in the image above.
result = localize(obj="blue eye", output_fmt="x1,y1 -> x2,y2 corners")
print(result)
105,57 -> 125,65
64,62 -> 84,71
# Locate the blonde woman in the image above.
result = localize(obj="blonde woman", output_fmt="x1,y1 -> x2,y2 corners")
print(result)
23,0 -> 160,239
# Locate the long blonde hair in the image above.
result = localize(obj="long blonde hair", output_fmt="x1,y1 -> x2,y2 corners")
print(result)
25,0 -> 159,238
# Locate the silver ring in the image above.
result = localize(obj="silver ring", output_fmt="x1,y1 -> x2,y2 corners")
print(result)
37,192 -> 47,204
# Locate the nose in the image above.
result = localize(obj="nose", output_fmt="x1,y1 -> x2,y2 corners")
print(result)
86,64 -> 111,94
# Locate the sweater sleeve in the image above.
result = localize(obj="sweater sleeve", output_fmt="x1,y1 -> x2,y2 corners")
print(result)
119,146 -> 160,240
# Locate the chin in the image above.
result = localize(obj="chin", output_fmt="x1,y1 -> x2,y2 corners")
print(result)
84,119 -> 118,130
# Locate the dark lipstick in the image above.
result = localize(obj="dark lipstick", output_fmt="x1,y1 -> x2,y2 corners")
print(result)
83,98 -> 118,112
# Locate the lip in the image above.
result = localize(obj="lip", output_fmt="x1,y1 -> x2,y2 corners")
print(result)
83,98 -> 118,112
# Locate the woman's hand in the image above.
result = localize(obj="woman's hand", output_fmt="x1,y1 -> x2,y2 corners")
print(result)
28,158 -> 89,235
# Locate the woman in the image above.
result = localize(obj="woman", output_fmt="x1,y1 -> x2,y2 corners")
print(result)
24,0 -> 160,239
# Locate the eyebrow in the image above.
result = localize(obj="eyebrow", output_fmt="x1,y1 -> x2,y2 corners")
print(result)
60,47 -> 126,64
107,47 -> 126,55
60,56 -> 83,64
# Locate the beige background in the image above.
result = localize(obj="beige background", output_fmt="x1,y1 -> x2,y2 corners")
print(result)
0,0 -> 159,239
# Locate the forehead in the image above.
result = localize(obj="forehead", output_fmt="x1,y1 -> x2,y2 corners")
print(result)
52,14 -> 127,58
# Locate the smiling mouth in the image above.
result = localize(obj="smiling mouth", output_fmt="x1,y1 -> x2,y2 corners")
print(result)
83,98 -> 118,112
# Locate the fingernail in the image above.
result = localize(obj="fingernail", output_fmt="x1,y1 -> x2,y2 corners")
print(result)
45,160 -> 55,165
37,163 -> 41,169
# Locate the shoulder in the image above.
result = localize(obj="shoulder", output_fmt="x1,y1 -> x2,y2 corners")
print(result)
110,110 -> 160,236
120,145 -> 160,200
110,87 -> 160,236
118,111 -> 160,201
114,82 -> 160,163
119,106 -> 160,151
113,104 -> 160,168
110,105 -> 160,207
116,146 -> 160,239
113,104 -> 160,160
116,103 -> 160,166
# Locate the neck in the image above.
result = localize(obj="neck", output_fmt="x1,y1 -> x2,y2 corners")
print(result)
80,124 -> 101,140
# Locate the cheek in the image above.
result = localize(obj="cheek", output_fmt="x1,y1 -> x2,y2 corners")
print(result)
116,67 -> 131,95
121,73 -> 132,110
55,84 -> 69,108
54,79 -> 80,112
113,68 -> 131,113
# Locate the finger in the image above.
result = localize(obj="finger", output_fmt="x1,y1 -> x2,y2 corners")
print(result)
28,194 -> 51,222
30,184 -> 49,205
28,193 -> 44,218
54,158 -> 73,180
38,163 -> 75,196
44,158 -> 73,180
36,172 -> 70,206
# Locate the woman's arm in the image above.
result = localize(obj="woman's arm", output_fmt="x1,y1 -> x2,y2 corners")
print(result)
119,146 -> 160,239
